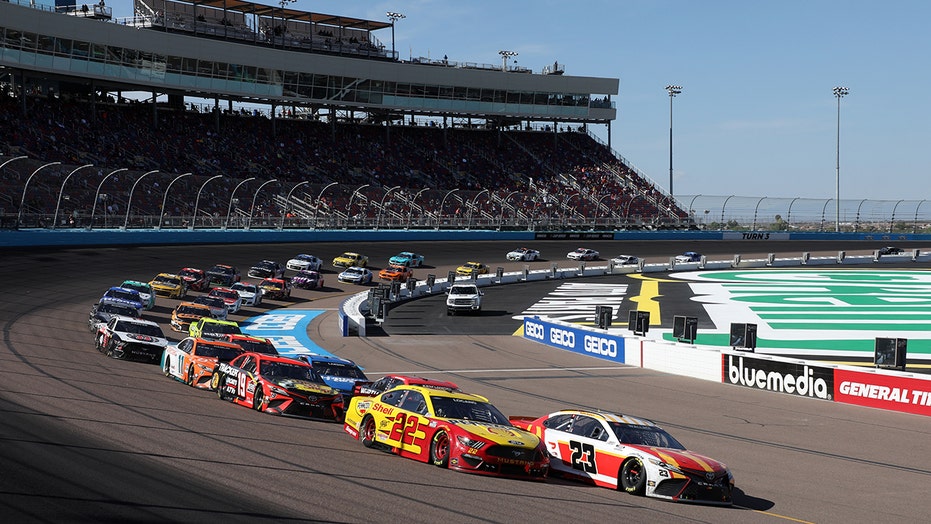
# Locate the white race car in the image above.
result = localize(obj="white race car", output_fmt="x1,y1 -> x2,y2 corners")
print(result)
611,255 -> 640,265
567,247 -> 599,261
511,410 -> 734,505
230,282 -> 263,306
674,251 -> 702,263
507,247 -> 541,261
94,315 -> 168,362
287,253 -> 323,272
208,287 -> 243,315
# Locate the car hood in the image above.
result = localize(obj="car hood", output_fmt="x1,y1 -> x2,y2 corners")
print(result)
269,377 -> 340,396
446,420 -> 540,448
630,446 -> 728,473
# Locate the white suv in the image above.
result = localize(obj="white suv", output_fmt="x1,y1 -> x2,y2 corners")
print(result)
446,283 -> 483,315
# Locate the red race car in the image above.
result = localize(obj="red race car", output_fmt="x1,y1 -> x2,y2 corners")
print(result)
178,267 -> 209,292
212,352 -> 344,421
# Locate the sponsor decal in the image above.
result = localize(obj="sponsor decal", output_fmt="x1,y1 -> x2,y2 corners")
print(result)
721,231 -> 789,241
525,321 -> 545,340
550,328 -> 576,348
534,232 -> 614,240
523,317 -> 626,364
507,440 -> 525,446
371,403 -> 395,415
724,354 -> 832,400
834,369 -> 931,417
583,335 -> 618,358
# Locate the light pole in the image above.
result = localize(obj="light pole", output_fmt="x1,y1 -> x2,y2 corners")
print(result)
665,85 -> 682,197
191,174 -> 223,229
499,50 -> 518,71
89,167 -> 127,229
53,163 -> 94,228
275,0 -> 296,47
18,161 -> 61,227
833,86 -> 849,232
386,11 -> 405,59
225,177 -> 256,229
280,180 -> 309,229
313,181 -> 338,229
248,179 -> 278,229
123,170 -> 160,229
346,184 -> 370,228
157,172 -> 192,229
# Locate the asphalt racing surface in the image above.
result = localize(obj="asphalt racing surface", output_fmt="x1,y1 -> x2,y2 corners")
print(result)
2,240 -> 930,523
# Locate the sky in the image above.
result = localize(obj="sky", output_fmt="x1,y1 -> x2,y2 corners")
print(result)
98,0 -> 931,203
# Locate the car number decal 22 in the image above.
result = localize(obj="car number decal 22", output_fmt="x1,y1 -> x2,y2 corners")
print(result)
388,413 -> 426,454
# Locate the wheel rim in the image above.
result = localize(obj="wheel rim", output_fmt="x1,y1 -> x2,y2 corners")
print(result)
433,432 -> 449,462
253,389 -> 263,410
624,460 -> 643,486
363,418 -> 376,441
186,365 -> 195,386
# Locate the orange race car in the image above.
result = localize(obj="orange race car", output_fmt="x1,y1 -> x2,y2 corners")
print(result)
378,264 -> 413,282
160,337 -> 245,389
170,302 -> 213,332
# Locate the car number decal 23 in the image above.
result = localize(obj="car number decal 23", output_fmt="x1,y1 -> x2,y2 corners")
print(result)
569,440 -> 598,474
388,413 -> 426,453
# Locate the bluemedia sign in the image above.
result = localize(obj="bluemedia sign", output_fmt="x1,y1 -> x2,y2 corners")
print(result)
522,316 -> 626,364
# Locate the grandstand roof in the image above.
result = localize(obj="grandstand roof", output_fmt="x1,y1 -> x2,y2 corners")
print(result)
166,0 -> 392,31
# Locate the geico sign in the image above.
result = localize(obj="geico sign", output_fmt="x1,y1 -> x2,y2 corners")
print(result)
583,335 -> 618,357
727,355 -> 830,399
524,321 -> 545,340
549,328 -> 576,348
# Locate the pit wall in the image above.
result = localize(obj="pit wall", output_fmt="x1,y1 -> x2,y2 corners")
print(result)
521,315 -> 931,418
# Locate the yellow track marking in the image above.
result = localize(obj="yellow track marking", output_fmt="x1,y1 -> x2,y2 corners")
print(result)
627,274 -> 677,325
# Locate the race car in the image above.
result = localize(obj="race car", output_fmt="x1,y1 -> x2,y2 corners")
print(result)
247,260 -> 285,279
674,251 -> 702,263
456,261 -> 489,277
120,280 -> 156,310
343,385 -> 549,480
188,317 -> 241,340
290,270 -> 324,290
206,264 -> 241,287
353,375 -> 460,398
193,295 -> 229,320
148,273 -> 187,299
333,251 -> 368,268
378,264 -> 413,282
212,352 -> 345,421
388,252 -> 425,267
208,287 -> 243,315
302,354 -> 369,398
222,334 -> 279,355
87,302 -> 141,332
178,267 -> 209,292
286,254 -> 323,272
259,277 -> 291,299
507,247 -> 541,261
611,255 -> 640,265
161,337 -> 245,389
170,302 -> 213,332
509,409 -> 734,505
337,266 -> 373,285
94,316 -> 168,362
99,286 -> 144,313
878,246 -> 905,256
230,281 -> 263,306
567,248 -> 599,261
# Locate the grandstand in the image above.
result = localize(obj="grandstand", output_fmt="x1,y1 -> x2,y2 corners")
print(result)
0,0 -> 689,230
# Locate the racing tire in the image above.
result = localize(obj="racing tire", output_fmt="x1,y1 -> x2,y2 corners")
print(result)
620,458 -> 647,495
185,365 -> 195,386
360,416 -> 377,448
430,431 -> 450,468
163,357 -> 171,376
95,335 -> 105,353
252,387 -> 264,411
212,373 -> 228,400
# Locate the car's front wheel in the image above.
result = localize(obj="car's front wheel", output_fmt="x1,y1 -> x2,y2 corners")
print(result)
430,431 -> 450,467
252,387 -> 264,411
361,416 -> 377,448
620,458 -> 647,495
185,365 -> 195,386
163,357 -> 171,376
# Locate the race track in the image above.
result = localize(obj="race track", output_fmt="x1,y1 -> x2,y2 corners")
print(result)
2,240 -> 930,524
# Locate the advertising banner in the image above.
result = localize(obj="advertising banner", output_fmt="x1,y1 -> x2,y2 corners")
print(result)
834,369 -> 931,417
522,316 -> 625,364
722,353 -> 834,401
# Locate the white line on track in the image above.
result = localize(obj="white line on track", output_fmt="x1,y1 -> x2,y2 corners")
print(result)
368,366 -> 628,374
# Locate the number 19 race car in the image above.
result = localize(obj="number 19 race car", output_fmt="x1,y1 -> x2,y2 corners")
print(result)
509,409 -> 734,505
343,385 -> 549,480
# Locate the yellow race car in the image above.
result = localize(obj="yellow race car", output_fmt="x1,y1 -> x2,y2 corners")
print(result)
333,251 -> 368,268
343,384 -> 548,480
149,273 -> 187,299
456,261 -> 489,277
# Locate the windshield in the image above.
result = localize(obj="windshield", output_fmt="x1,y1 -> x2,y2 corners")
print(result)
450,286 -> 477,295
195,296 -> 225,307
115,321 -> 164,338
210,266 -> 233,275
105,289 -> 140,302
176,305 -> 208,316
261,361 -> 320,381
211,290 -> 239,300
193,343 -> 242,361
231,283 -> 255,293
262,281 -> 283,289
179,269 -> 201,279
153,275 -> 180,285
204,323 -> 241,335
312,362 -> 366,379
122,283 -> 149,294
232,338 -> 277,355
98,303 -> 139,317
609,423 -> 685,450
430,397 -> 510,424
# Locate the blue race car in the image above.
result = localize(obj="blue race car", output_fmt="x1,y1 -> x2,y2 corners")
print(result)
388,251 -> 425,267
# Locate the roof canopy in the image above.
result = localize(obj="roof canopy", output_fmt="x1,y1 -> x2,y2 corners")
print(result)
147,0 -> 392,30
